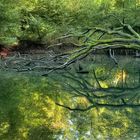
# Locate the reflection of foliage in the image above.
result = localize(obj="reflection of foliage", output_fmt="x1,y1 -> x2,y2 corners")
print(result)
0,55 -> 140,139
47,57 -> 140,139
68,108 -> 132,139
0,73 -> 68,139
28,126 -> 57,140
1,65 -> 140,139
56,67 -> 140,111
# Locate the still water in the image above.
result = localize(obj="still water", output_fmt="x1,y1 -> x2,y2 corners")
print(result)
0,54 -> 140,140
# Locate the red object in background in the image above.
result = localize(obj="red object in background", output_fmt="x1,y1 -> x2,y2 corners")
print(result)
0,48 -> 10,59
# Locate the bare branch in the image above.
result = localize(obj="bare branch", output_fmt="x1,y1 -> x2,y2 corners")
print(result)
56,102 -> 140,111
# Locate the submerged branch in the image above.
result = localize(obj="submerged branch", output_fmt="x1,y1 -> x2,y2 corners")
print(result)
56,102 -> 140,112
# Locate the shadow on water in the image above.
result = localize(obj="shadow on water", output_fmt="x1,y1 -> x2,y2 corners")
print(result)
0,54 -> 140,140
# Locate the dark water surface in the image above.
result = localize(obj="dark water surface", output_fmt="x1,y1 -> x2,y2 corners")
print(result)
0,54 -> 140,140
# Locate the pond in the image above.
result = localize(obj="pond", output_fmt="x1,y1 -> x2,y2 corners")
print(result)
0,54 -> 140,140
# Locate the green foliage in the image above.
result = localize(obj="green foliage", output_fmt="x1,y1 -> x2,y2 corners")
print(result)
0,0 -> 139,46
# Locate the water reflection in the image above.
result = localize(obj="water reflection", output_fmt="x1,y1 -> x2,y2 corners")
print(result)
0,54 -> 140,139
49,54 -> 140,139
52,55 -> 140,110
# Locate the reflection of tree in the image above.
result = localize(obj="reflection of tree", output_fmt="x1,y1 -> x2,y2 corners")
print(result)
0,74 -> 69,140
29,126 -> 56,140
56,69 -> 140,111
1,62 -> 140,139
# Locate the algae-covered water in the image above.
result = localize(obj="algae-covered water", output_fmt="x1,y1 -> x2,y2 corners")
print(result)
0,54 -> 140,140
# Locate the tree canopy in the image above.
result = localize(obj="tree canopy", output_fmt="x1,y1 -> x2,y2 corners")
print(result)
0,0 -> 140,46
